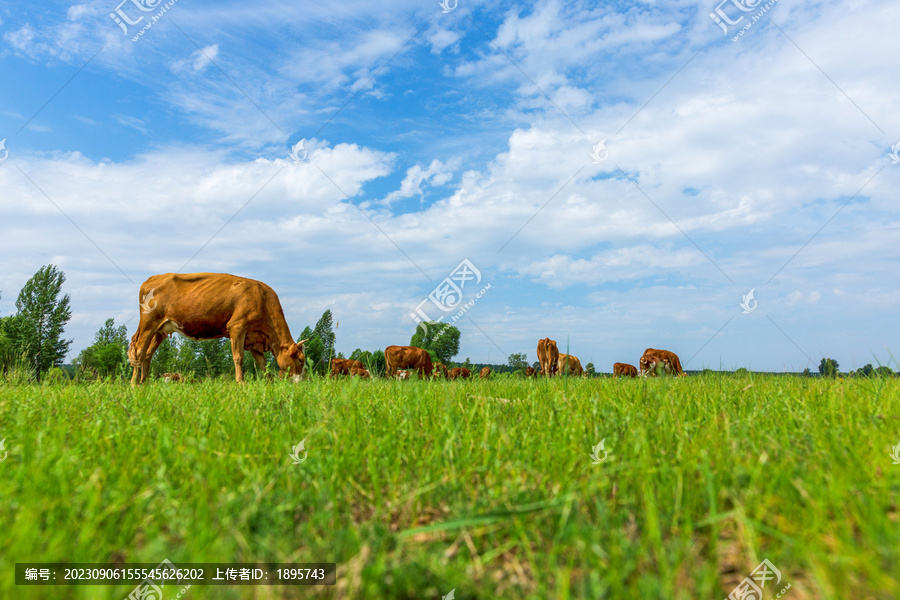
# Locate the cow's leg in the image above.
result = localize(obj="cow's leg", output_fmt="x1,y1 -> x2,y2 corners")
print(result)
250,349 -> 269,379
230,331 -> 247,383
385,356 -> 396,378
139,357 -> 150,384
140,333 -> 164,384
131,327 -> 160,386
140,340 -> 155,384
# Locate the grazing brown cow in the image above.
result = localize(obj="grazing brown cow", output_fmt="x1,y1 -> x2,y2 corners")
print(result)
397,370 -> 410,380
129,273 -> 308,385
350,366 -> 371,378
557,353 -> 584,376
385,345 -> 433,378
639,348 -> 686,376
480,366 -> 491,379
537,338 -> 559,378
432,362 -> 450,378
449,367 -> 471,380
162,372 -> 182,382
525,366 -> 536,377
613,362 -> 639,378
331,358 -> 364,377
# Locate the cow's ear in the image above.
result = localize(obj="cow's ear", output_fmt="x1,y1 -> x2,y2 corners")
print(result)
288,344 -> 300,359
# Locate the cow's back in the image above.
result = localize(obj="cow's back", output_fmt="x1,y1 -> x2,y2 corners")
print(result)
141,273 -> 271,338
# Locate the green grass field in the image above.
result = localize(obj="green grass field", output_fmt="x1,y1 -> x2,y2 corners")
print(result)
1,374 -> 898,599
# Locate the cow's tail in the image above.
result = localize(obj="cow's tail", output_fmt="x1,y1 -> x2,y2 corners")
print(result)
127,338 -> 140,367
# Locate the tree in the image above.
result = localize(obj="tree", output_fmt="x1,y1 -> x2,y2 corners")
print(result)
532,361 -> 541,371
314,310 -> 336,363
369,349 -> 386,376
819,357 -> 839,378
349,348 -> 371,363
409,322 -> 460,364
802,368 -> 812,377
195,339 -> 233,378
508,353 -> 528,372
857,364 -> 875,377
0,310 -> 27,374
74,318 -> 130,379
15,265 -> 72,381
150,335 -> 178,377
875,365 -> 893,377
299,325 -> 326,375
585,362 -> 596,376
294,311 -> 338,376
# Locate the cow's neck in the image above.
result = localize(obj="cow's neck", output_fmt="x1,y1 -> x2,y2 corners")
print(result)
266,317 -> 296,352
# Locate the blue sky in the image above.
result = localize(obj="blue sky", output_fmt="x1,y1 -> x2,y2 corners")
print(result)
1,0 -> 899,372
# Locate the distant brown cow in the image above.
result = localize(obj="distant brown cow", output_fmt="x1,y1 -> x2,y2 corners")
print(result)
385,345 -> 433,378
432,362 -> 450,378
449,367 -> 471,380
613,362 -> 638,378
331,358 -> 364,376
557,353 -> 584,376
525,366 -> 536,377
397,370 -> 410,380
480,366 -> 491,379
639,348 -> 686,376
162,372 -> 182,382
537,338 -> 559,378
350,366 -> 371,378
129,273 -> 308,384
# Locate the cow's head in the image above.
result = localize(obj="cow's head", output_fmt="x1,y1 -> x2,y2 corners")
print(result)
641,354 -> 668,377
278,338 -> 308,379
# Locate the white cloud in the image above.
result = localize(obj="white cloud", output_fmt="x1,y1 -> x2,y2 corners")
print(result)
4,24 -> 37,54
382,159 -> 458,205
192,44 -> 218,72
786,290 -> 823,305
66,4 -> 92,21
170,44 -> 220,74
115,116 -> 148,135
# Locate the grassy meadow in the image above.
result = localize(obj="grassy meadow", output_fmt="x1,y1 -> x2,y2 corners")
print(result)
1,373 -> 898,599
